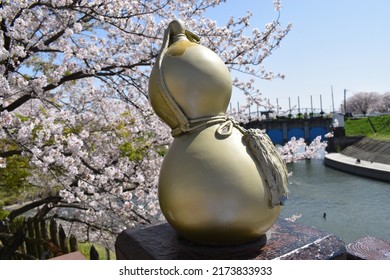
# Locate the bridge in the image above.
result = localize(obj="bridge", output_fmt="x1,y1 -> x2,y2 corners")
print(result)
243,115 -> 333,145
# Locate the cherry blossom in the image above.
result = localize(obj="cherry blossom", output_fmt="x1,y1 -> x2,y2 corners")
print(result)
0,0 -> 292,248
276,136 -> 328,164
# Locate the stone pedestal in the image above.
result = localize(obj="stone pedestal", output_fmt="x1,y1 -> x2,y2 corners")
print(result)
115,219 -> 346,260
346,236 -> 390,260
48,251 -> 86,260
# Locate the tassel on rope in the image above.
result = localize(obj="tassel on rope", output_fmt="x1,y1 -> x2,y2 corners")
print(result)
214,119 -> 288,208
243,128 -> 288,208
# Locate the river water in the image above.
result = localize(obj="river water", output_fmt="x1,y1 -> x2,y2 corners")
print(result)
279,159 -> 390,244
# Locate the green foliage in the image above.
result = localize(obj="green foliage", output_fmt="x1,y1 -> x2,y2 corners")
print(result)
345,115 -> 390,140
369,115 -> 390,134
345,118 -> 373,136
0,155 -> 34,206
118,140 -> 150,161
0,209 -> 10,220
155,145 -> 168,157
15,113 -> 31,122
78,242 -> 115,260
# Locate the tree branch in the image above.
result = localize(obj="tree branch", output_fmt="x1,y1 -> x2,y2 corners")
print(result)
2,94 -> 33,112
0,150 -> 23,158
7,196 -> 63,222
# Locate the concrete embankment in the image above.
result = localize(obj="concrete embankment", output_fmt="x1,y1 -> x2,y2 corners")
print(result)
324,137 -> 390,182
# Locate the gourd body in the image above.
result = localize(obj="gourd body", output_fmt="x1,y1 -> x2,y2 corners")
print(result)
148,21 -> 285,246
158,124 -> 281,245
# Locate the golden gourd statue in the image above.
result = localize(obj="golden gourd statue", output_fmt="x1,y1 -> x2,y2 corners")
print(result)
148,20 -> 288,246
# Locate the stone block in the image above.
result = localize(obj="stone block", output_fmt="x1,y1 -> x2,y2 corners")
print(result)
115,219 -> 346,260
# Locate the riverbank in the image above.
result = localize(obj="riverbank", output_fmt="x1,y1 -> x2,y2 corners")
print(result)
324,137 -> 390,182
339,137 -> 390,164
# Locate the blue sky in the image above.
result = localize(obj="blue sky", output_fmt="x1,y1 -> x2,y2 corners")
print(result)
206,0 -> 390,113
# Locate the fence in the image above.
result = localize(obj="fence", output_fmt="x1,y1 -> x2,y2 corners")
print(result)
0,217 -> 109,260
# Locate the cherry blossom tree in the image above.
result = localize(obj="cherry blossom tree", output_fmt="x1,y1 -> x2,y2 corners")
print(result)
345,92 -> 380,115
376,92 -> 390,113
1,0 -> 292,247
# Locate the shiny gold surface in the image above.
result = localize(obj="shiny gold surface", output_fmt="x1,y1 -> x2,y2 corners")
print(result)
148,38 -> 231,129
158,124 -> 281,245
148,20 -> 283,246
162,40 -> 232,119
